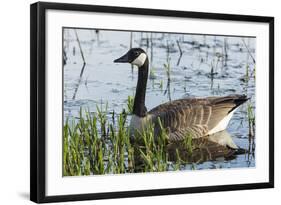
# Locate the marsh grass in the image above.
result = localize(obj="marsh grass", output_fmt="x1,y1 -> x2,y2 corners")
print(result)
64,105 -> 194,176
164,60 -> 172,101
133,118 -> 170,172
64,107 -> 129,176
164,60 -> 171,82
126,95 -> 134,114
247,102 -> 255,144
63,100 -> 255,176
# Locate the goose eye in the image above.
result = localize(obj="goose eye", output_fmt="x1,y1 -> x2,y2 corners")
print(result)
134,51 -> 140,56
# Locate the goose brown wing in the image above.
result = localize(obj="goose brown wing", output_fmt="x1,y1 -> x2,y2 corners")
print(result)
148,95 -> 247,141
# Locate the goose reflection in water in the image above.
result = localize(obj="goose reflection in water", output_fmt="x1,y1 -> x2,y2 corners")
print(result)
167,130 -> 248,164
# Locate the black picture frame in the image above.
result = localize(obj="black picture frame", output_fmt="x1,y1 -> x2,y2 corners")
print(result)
30,1 -> 274,203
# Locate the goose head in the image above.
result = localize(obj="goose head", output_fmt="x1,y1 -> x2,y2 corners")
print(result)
114,48 -> 149,118
114,48 -> 147,67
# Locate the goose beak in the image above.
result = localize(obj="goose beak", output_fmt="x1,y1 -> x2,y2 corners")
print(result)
114,53 -> 129,63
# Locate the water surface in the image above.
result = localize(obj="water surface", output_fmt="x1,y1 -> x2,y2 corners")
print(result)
63,28 -> 256,170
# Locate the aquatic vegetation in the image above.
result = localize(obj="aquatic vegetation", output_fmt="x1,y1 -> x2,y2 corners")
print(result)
247,101 -> 255,138
163,59 -> 172,101
149,67 -> 157,80
245,101 -> 256,161
164,60 -> 171,82
159,79 -> 163,90
63,101 -> 252,176
126,95 -> 134,114
63,105 -> 210,176
133,117 -> 170,172
64,107 -> 130,176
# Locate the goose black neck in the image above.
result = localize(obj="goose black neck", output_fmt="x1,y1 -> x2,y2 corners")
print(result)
133,58 -> 149,117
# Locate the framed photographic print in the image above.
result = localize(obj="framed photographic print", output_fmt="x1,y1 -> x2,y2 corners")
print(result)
30,2 -> 274,203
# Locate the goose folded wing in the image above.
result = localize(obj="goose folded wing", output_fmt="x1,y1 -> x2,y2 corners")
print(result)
149,95 -> 247,140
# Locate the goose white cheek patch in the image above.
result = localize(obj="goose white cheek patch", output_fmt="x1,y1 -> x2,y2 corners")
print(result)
131,53 -> 147,67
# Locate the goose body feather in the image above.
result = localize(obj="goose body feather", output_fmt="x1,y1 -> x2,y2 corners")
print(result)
131,94 -> 247,142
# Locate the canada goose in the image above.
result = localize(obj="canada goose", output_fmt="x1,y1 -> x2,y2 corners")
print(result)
114,48 -> 248,147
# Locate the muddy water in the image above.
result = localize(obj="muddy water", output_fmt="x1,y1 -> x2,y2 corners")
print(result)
63,28 -> 256,170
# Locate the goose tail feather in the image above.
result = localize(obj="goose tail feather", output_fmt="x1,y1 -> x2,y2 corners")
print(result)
229,94 -> 249,113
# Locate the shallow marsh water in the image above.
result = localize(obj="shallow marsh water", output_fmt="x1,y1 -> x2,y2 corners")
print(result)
63,28 -> 256,171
